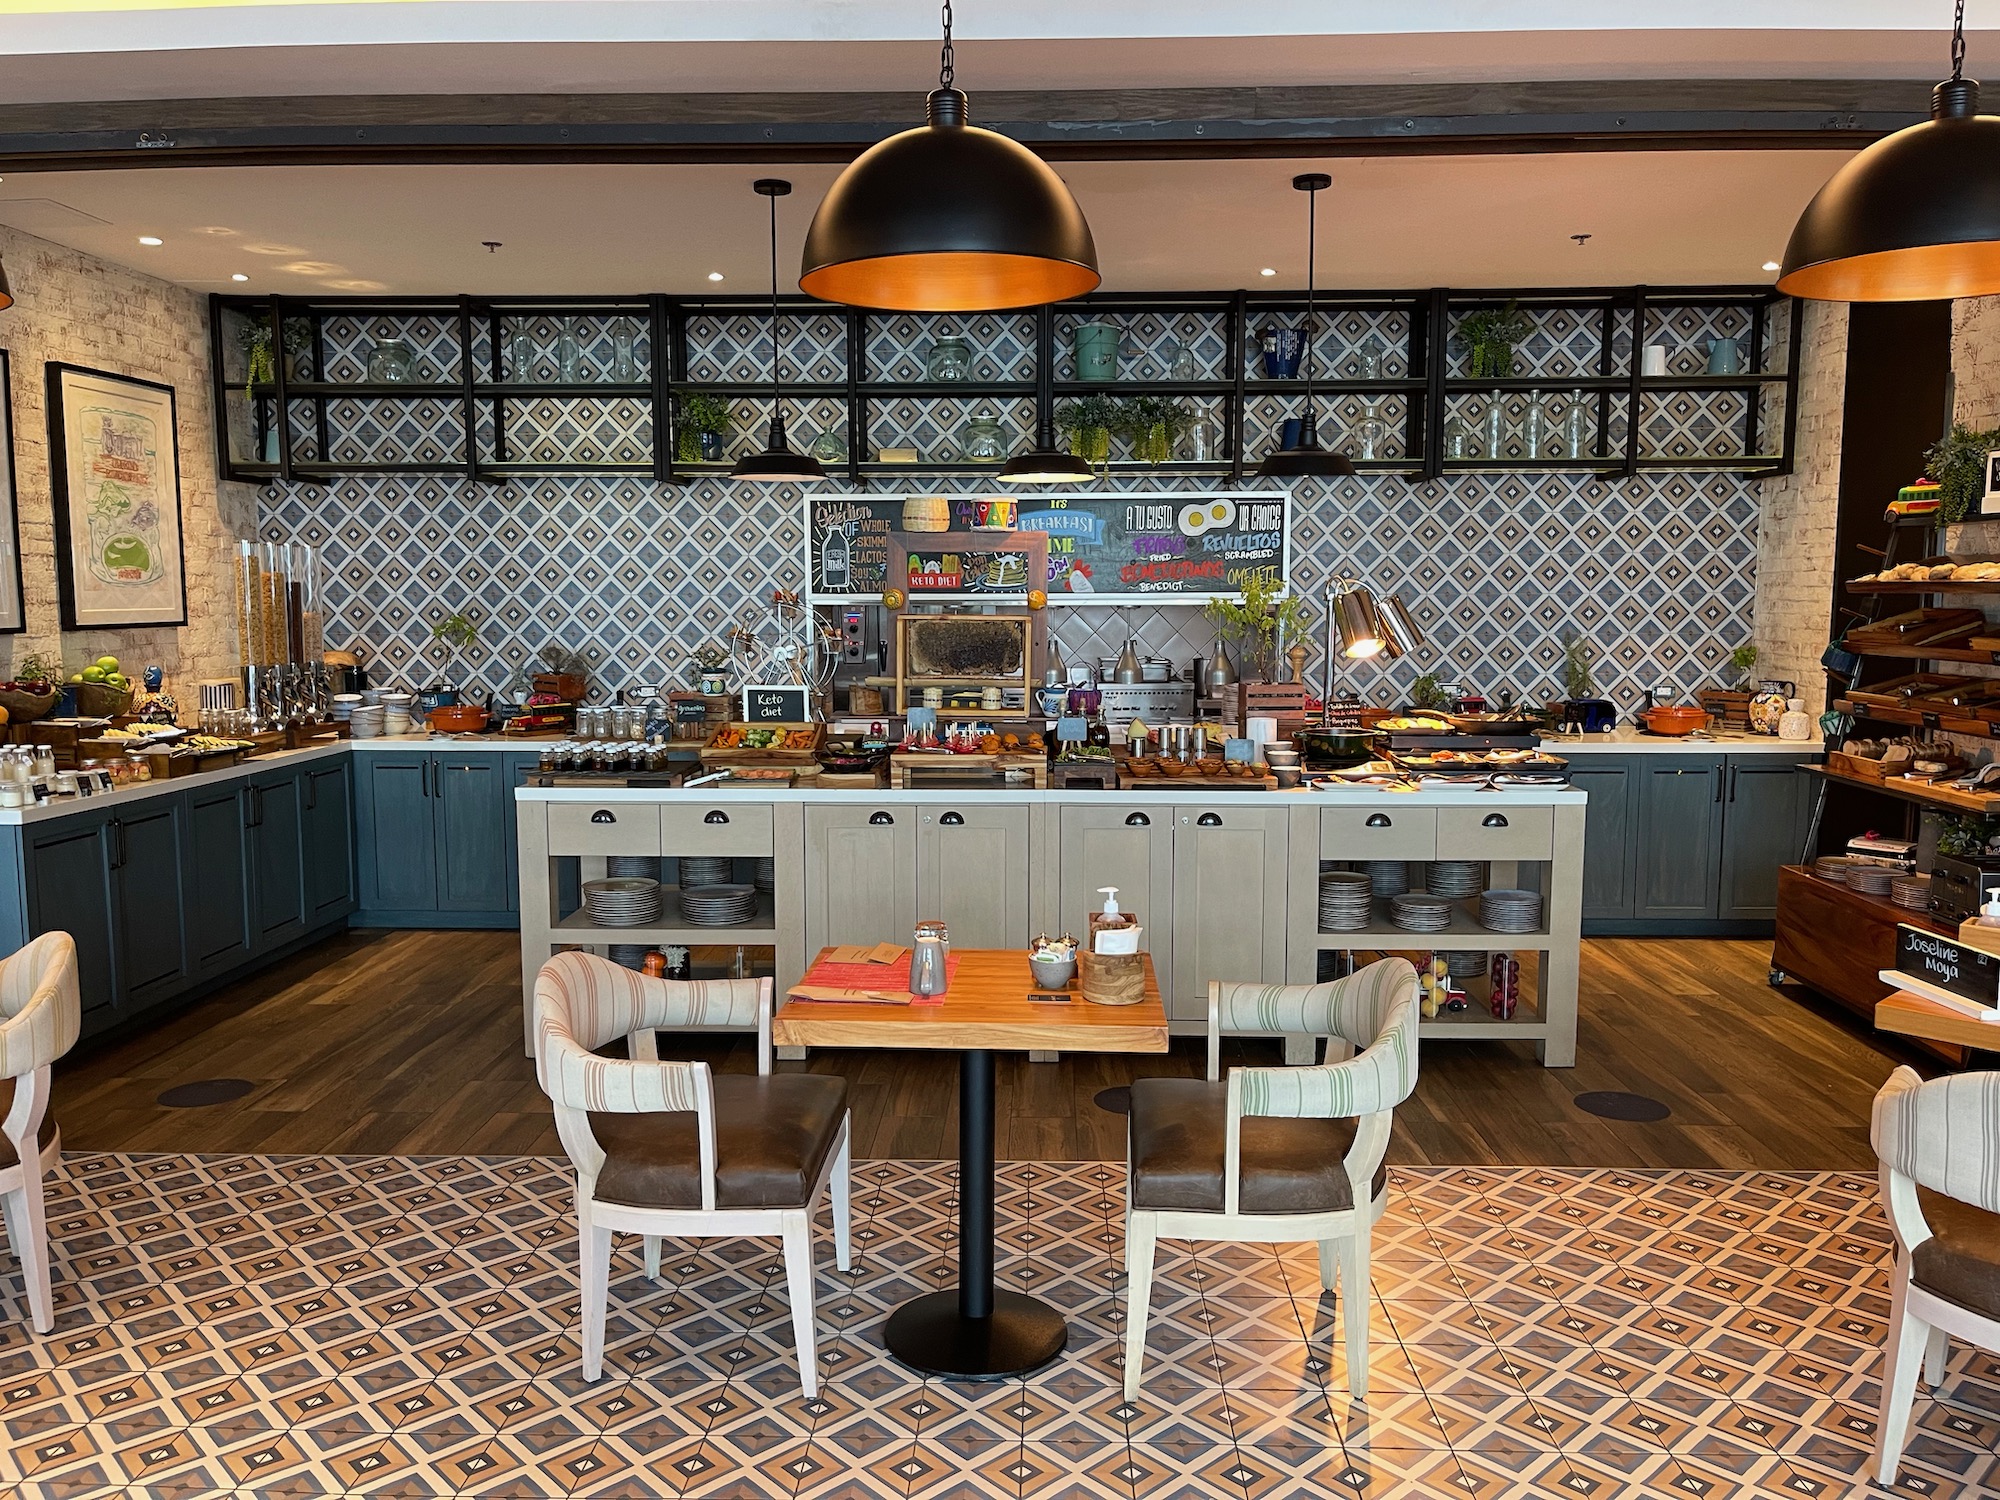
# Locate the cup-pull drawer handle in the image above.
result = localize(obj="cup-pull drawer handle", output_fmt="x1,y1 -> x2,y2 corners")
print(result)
703,810 -> 729,824
1196,812 -> 1222,827
1482,813 -> 1509,828
1125,812 -> 1150,827
1365,813 -> 1392,828
939,811 -> 965,826
869,811 -> 894,825
590,810 -> 617,825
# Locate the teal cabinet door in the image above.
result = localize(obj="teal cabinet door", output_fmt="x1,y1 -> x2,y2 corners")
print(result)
108,799 -> 190,1009
356,755 -> 438,913
1719,757 -> 1813,920
186,782 -> 251,977
26,814 -> 117,1023
436,758 -> 511,912
1570,759 -> 1635,921
246,768 -> 308,951
1633,758 -> 1724,919
302,759 -> 357,925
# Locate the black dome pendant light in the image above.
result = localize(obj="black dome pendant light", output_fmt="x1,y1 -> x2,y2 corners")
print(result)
1257,174 -> 1356,480
799,1 -> 1100,312
999,374 -> 1094,484
1780,0 -> 2000,301
732,179 -> 826,485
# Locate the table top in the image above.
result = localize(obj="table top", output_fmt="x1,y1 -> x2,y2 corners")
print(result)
1876,989 -> 2000,1052
773,947 -> 1170,1054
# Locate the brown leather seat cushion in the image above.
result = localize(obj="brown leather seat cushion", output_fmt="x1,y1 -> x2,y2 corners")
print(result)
1914,1187 -> 2000,1321
590,1073 -> 847,1210
1128,1077 -> 1387,1215
0,1076 -> 57,1171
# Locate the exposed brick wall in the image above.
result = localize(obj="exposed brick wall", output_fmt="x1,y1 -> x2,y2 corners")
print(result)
1953,295 -> 2000,430
1753,299 -> 1849,715
0,223 -> 256,700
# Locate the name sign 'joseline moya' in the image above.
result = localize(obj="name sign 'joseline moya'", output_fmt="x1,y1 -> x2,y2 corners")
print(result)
1893,924 -> 2000,1010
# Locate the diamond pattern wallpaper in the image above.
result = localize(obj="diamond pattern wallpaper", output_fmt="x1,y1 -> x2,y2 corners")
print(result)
261,465 -> 1759,709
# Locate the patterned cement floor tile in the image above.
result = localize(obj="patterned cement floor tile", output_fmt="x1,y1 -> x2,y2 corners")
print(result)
0,1155 -> 1996,1499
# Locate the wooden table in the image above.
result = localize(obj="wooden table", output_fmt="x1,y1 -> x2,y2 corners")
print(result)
774,947 -> 1169,1381
1876,989 -> 2000,1054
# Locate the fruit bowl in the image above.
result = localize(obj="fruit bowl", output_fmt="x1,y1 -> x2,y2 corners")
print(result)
0,684 -> 58,721
73,679 -> 135,718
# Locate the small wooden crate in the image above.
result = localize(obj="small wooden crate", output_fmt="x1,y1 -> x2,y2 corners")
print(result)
287,720 -> 352,748
143,748 -> 245,779
890,751 -> 1049,788
1239,681 -> 1311,732
1824,749 -> 1890,783
1698,689 -> 1753,729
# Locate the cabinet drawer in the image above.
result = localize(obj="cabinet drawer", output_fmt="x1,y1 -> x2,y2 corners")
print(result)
547,803 -> 662,856
1320,806 -> 1437,861
1437,804 -> 1554,860
661,803 -> 774,857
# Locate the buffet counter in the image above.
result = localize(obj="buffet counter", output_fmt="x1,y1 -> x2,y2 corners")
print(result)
515,781 -> 1586,1068
1538,728 -> 1821,754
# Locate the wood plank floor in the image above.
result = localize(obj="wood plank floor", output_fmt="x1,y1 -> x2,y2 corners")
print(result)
51,929 -> 1922,1169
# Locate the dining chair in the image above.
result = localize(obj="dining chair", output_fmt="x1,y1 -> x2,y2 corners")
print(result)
1123,958 -> 1419,1400
1870,1065 -> 2000,1484
534,951 -> 851,1395
1,932 -> 81,1333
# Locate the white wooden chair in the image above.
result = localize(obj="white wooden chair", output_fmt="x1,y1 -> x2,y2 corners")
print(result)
1870,1065 -> 2000,1484
1123,958 -> 1419,1399
1,933 -> 80,1333
533,951 -> 851,1395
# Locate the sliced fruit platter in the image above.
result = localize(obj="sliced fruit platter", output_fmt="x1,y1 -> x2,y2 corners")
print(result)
1390,746 -> 1569,771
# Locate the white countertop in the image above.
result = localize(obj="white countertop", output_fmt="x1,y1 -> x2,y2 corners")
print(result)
0,741 -> 353,825
1536,728 -> 1822,755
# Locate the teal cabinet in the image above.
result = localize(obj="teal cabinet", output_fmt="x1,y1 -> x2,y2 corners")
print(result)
109,799 -> 190,1008
25,812 -> 118,1022
1719,756 -> 1813,920
353,751 -> 523,926
436,758 -> 511,911
1633,758 -> 1725,919
356,755 -> 437,914
246,767 -> 308,952
302,759 -> 356,925
185,781 -> 251,978
1569,759 -> 1635,922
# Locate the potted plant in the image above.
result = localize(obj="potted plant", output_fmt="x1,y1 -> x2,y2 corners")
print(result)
1456,301 -> 1531,378
1723,641 -> 1758,688
421,612 -> 480,722
1924,420 -> 2000,522
693,642 -> 732,697
1115,395 -> 1190,465
674,388 -> 732,463
237,311 -> 315,386
1057,393 -> 1121,469
1409,672 -> 1449,714
1203,573 -> 1307,683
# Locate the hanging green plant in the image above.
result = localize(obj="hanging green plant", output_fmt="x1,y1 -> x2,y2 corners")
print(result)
1115,395 -> 1190,465
1559,629 -> 1596,701
1924,421 -> 2000,523
673,388 -> 732,463
235,312 -> 314,387
1456,301 -> 1531,378
1057,393 -> 1121,468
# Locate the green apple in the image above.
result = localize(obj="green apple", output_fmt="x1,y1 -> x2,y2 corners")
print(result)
67,673 -> 82,684
94,655 -> 119,672
80,665 -> 105,682
104,674 -> 127,690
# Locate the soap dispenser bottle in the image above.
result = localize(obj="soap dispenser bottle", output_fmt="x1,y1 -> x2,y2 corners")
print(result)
1089,886 -> 1137,943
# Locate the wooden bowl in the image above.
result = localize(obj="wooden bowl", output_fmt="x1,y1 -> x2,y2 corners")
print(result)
73,680 -> 135,718
0,686 -> 58,722
1078,949 -> 1146,1006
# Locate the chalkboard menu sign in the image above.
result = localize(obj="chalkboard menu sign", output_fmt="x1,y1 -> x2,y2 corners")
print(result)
741,684 -> 812,723
804,490 -> 1289,603
1893,923 -> 2000,1010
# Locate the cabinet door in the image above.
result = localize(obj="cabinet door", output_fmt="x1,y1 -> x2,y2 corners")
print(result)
109,800 -> 190,1009
915,804 -> 1030,950
186,783 -> 252,977
356,755 -> 438,913
1570,760 -> 1635,920
302,760 -> 357,925
1633,758 -> 1724,919
26,816 -> 117,1022
804,805 -> 917,954
1057,804 -> 1174,978
247,769 -> 308,951
504,753 -> 544,912
1170,805 -> 1289,1022
1719,757 -> 1812,920
436,758 -> 512,912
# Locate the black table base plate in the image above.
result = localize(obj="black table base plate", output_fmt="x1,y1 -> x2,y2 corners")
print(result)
882,1291 -> 1068,1380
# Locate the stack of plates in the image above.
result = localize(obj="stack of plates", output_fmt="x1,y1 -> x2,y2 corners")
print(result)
330,694 -> 361,722
1891,874 -> 1932,911
582,878 -> 663,927
754,857 -> 775,893
609,944 -> 651,971
1846,864 -> 1896,896
1365,860 -> 1411,897
1445,948 -> 1488,978
1479,889 -> 1543,933
1425,861 -> 1488,899
1318,871 -> 1375,932
1811,856 -> 1852,884
348,705 -> 386,739
680,883 -> 758,927
1389,892 -> 1453,933
608,855 -> 661,881
680,856 -> 734,887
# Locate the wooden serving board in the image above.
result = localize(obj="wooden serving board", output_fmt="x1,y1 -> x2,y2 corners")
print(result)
698,721 -> 825,765
1117,759 -> 1278,790
890,751 -> 1049,788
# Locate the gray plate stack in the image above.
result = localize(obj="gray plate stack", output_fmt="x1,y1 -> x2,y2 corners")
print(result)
1478,888 -> 1543,934
754,857 -> 775,893
1389,892 -> 1453,933
1318,870 -> 1374,932
609,944 -> 651,970
1365,860 -> 1411,897
1445,948 -> 1487,978
680,856 -> 734,887
1845,864 -> 1895,897
608,855 -> 662,881
583,878 -> 664,927
1425,861 -> 1487,899
1891,873 -> 1931,912
680,883 -> 758,926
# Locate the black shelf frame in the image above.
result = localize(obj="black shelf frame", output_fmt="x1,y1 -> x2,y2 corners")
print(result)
209,284 -> 1800,486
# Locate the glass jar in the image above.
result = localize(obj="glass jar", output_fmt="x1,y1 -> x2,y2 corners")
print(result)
958,411 -> 1006,463
806,425 -> 849,465
1355,404 -> 1388,461
1481,401 -> 1506,459
925,335 -> 972,382
1185,411 -> 1220,463
1442,414 -> 1470,460
365,337 -> 416,384
558,324 -> 583,383
506,327 -> 535,383
610,327 -> 638,383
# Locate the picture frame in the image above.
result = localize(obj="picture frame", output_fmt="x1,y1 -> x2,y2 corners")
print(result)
46,362 -> 187,629
1983,450 -> 2000,518
0,352 -> 26,633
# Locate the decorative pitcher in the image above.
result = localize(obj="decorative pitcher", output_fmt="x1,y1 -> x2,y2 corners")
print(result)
1747,679 -> 1794,734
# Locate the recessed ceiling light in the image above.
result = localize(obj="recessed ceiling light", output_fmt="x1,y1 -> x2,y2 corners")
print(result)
1259,267 -> 1277,277
137,236 -> 163,246
707,271 -> 725,282
1762,260 -> 1781,271
231,273 -> 249,282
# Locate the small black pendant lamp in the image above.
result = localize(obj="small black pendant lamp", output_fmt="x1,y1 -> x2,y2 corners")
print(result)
0,255 -> 14,312
1257,174 -> 1356,480
732,179 -> 826,485
799,1 -> 1099,312
998,395 -> 1094,484
1780,0 -> 2000,301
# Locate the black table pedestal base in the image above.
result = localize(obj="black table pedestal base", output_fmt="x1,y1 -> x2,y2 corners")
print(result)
882,1290 -> 1068,1381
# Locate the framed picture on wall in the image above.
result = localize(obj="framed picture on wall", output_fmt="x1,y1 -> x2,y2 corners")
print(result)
1983,450 -> 2000,518
46,362 -> 186,629
0,352 -> 26,633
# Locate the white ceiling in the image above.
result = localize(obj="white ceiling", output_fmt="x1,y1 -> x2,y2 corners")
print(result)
0,151 -> 1852,296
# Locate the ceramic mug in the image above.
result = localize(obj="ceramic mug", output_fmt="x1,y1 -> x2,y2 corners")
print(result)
1641,345 -> 1669,377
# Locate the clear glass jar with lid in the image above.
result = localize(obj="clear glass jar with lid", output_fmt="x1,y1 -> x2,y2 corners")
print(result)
925,335 -> 972,382
958,411 -> 1006,463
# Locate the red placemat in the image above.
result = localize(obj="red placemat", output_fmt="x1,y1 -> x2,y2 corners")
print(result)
796,953 -> 960,1005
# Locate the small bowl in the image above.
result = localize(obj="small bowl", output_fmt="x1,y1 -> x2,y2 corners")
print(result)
1028,953 -> 1076,988
1272,766 -> 1303,789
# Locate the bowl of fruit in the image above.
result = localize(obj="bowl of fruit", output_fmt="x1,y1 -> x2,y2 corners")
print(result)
0,652 -> 63,722
70,654 -> 135,718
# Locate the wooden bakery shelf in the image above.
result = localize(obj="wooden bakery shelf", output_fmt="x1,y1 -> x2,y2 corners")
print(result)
1804,762 -> 2000,814
1835,699 -> 2000,738
1846,579 -> 2000,595
1848,643 -> 1999,663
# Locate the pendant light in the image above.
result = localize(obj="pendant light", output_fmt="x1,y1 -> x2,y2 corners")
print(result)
0,255 -> 14,312
998,398 -> 1093,484
1257,174 -> 1356,479
732,179 -> 826,485
1780,0 -> 2000,301
799,1 -> 1099,311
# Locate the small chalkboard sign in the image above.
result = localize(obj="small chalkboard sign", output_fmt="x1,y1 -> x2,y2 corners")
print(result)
1894,924 -> 2000,1009
742,684 -> 812,724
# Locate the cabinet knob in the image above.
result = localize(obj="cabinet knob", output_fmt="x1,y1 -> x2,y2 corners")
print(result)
1365,813 -> 1392,828
1125,812 -> 1150,827
590,809 -> 617,825
1196,812 -> 1222,827
869,811 -> 894,826
703,810 -> 729,824
1482,813 -> 1509,828
939,811 -> 965,826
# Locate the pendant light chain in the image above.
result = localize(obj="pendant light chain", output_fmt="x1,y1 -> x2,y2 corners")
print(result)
939,0 -> 956,90
1953,0 -> 1967,81
768,188 -> 785,412
1303,182 -> 1318,401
